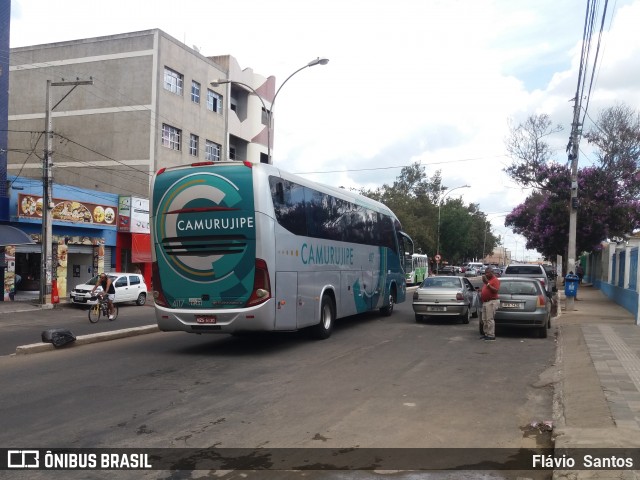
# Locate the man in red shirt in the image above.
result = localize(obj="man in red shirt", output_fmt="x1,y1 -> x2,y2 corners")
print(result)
481,267 -> 500,341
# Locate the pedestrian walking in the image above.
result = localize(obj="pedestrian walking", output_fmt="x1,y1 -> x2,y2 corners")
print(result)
481,266 -> 500,341
576,264 -> 584,284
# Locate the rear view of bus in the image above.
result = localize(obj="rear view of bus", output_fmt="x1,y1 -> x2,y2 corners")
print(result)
151,161 -> 270,334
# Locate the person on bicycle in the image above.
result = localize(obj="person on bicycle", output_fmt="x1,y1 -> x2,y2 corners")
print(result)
91,273 -> 116,320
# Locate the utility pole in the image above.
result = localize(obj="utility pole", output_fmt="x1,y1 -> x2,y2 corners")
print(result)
40,79 -> 93,306
565,94 -> 582,312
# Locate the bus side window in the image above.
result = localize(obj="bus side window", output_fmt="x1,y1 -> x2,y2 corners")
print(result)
274,181 -> 284,204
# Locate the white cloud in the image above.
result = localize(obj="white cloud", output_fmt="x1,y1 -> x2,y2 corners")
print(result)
10,0 -> 640,258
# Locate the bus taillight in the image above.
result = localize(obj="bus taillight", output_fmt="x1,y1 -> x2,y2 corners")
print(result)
151,262 -> 169,307
246,258 -> 271,307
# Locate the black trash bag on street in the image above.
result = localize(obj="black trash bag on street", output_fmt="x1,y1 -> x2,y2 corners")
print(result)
41,328 -> 76,348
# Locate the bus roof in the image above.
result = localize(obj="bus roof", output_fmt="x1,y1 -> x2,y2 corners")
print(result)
155,161 -> 399,220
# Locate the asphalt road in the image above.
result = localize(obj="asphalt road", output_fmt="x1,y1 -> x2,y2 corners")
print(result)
0,289 -> 556,479
0,302 -> 156,356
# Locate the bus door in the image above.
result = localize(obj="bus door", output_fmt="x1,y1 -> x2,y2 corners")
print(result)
275,272 -> 298,330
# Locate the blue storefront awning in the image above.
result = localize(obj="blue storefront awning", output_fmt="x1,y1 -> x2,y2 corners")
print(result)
0,225 -> 35,246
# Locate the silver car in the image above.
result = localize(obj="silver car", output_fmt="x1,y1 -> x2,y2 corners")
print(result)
492,277 -> 552,338
413,276 -> 480,323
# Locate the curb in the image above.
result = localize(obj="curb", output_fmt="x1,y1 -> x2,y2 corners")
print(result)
14,325 -> 160,355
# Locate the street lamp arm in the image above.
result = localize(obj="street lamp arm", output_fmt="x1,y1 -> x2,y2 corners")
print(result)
212,57 -> 328,163
271,57 -> 329,115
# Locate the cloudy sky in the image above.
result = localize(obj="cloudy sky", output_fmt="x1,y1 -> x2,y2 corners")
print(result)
9,0 -> 640,260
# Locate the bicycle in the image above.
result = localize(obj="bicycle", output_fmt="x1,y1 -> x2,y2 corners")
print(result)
88,292 -> 119,323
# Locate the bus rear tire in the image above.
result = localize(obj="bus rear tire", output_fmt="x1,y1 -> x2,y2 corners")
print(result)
310,295 -> 335,340
380,287 -> 396,317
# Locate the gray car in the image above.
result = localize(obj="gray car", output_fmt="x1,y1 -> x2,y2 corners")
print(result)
413,276 -> 480,323
489,277 -> 552,338
502,263 -> 554,294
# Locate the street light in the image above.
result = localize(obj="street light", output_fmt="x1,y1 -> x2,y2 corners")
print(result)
436,184 -> 469,272
211,57 -> 328,163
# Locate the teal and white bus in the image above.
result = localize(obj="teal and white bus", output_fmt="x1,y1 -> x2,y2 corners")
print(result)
406,253 -> 429,285
150,161 -> 413,339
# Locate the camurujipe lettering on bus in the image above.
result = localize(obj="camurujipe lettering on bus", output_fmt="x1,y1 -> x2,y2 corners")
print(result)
176,216 -> 254,231
301,243 -> 354,266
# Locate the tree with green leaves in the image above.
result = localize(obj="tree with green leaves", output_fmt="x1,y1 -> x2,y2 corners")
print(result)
361,162 -> 498,265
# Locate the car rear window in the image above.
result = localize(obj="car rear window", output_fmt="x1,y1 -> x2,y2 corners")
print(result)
505,266 -> 544,275
500,281 -> 539,295
423,278 -> 460,288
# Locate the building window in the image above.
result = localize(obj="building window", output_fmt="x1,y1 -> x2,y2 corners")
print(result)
162,124 -> 181,151
229,145 -> 236,160
205,140 -> 221,161
164,67 -> 183,95
207,89 -> 222,113
189,134 -> 199,156
191,81 -> 200,103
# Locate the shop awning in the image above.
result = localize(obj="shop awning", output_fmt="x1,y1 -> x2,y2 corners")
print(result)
131,233 -> 152,263
0,225 -> 35,246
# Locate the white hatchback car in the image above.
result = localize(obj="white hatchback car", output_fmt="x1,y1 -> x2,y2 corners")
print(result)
69,273 -> 148,306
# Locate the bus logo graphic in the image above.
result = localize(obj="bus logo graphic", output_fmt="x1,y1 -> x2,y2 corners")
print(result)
155,171 -> 255,284
8,450 -> 39,468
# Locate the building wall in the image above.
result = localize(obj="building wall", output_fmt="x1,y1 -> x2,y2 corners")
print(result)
0,0 -> 10,220
8,29 -> 270,200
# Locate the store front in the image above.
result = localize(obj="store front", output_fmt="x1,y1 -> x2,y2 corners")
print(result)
5,176 -> 119,301
116,196 -> 151,289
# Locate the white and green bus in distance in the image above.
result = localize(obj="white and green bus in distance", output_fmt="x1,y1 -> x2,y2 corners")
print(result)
150,161 -> 414,339
406,253 -> 429,285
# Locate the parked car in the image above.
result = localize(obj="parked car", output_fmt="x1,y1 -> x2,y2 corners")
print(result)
438,265 -> 456,275
502,264 -> 553,294
490,266 -> 503,277
464,267 -> 478,277
465,262 -> 484,274
542,264 -> 558,290
69,273 -> 148,306
481,277 -> 551,338
413,276 -> 480,323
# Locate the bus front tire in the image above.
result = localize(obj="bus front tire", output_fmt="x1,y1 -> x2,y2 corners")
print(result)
310,296 -> 335,340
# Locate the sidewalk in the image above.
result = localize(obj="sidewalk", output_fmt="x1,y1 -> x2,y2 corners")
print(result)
553,284 -> 640,479
0,290 -> 57,315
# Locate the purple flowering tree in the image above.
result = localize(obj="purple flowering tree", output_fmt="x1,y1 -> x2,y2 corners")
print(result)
504,106 -> 640,259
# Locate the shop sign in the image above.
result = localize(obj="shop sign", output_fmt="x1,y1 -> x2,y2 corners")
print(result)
118,196 -> 149,234
18,194 -> 117,225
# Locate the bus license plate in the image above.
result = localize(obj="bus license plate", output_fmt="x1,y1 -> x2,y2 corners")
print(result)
427,306 -> 446,312
196,315 -> 217,324
501,302 -> 523,309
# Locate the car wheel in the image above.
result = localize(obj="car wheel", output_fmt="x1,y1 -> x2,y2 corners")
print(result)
460,307 -> 470,324
135,292 -> 147,306
415,314 -> 423,322
539,321 -> 548,338
471,306 -> 478,318
479,318 -> 485,336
